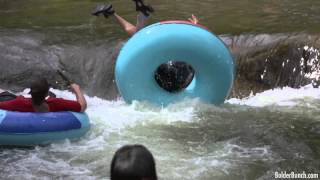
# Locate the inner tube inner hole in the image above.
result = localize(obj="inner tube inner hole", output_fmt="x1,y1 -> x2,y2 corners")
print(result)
154,61 -> 195,93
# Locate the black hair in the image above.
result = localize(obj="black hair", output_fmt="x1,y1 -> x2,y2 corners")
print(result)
155,61 -> 195,92
30,78 -> 50,106
110,144 -> 157,180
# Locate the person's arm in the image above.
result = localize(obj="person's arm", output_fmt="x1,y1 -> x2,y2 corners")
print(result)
70,83 -> 87,112
188,14 -> 199,24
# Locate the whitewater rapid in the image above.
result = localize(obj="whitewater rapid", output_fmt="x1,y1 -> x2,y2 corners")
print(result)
2,85 -> 318,179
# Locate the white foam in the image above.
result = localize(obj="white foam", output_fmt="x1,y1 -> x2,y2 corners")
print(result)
227,84 -> 320,107
7,85 -> 317,179
39,89 -> 197,134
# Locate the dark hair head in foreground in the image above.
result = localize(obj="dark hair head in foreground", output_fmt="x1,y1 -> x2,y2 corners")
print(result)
111,144 -> 157,180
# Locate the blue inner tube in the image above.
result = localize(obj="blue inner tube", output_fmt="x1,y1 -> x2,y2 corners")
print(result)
0,109 -> 90,146
115,20 -> 235,106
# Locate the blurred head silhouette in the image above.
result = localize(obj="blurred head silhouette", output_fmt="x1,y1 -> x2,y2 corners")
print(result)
110,144 -> 157,180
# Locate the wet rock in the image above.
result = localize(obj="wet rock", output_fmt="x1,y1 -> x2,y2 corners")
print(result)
0,30 -> 61,91
0,29 -> 120,99
224,33 -> 320,98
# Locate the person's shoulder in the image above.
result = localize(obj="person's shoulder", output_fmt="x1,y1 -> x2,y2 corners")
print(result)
47,97 -> 81,112
5,95 -> 32,105
47,97 -> 77,103
47,97 -> 63,102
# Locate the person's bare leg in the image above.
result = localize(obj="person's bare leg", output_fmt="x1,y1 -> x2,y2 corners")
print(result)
112,0 -> 152,36
92,1 -> 152,36
91,4 -> 137,36
113,13 -> 137,36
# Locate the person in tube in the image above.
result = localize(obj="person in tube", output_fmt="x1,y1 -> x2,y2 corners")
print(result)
92,0 -> 198,92
0,78 -> 87,112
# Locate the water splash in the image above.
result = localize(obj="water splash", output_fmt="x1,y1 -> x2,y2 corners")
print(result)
228,84 -> 320,107
302,46 -> 320,86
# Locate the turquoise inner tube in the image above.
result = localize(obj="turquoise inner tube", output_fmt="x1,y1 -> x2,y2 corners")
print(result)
115,20 -> 235,106
0,109 -> 90,146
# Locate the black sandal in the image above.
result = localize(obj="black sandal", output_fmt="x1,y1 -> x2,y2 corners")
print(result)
132,0 -> 154,17
91,4 -> 115,18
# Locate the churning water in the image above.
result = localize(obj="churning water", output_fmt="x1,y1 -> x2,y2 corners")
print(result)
0,86 -> 319,179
